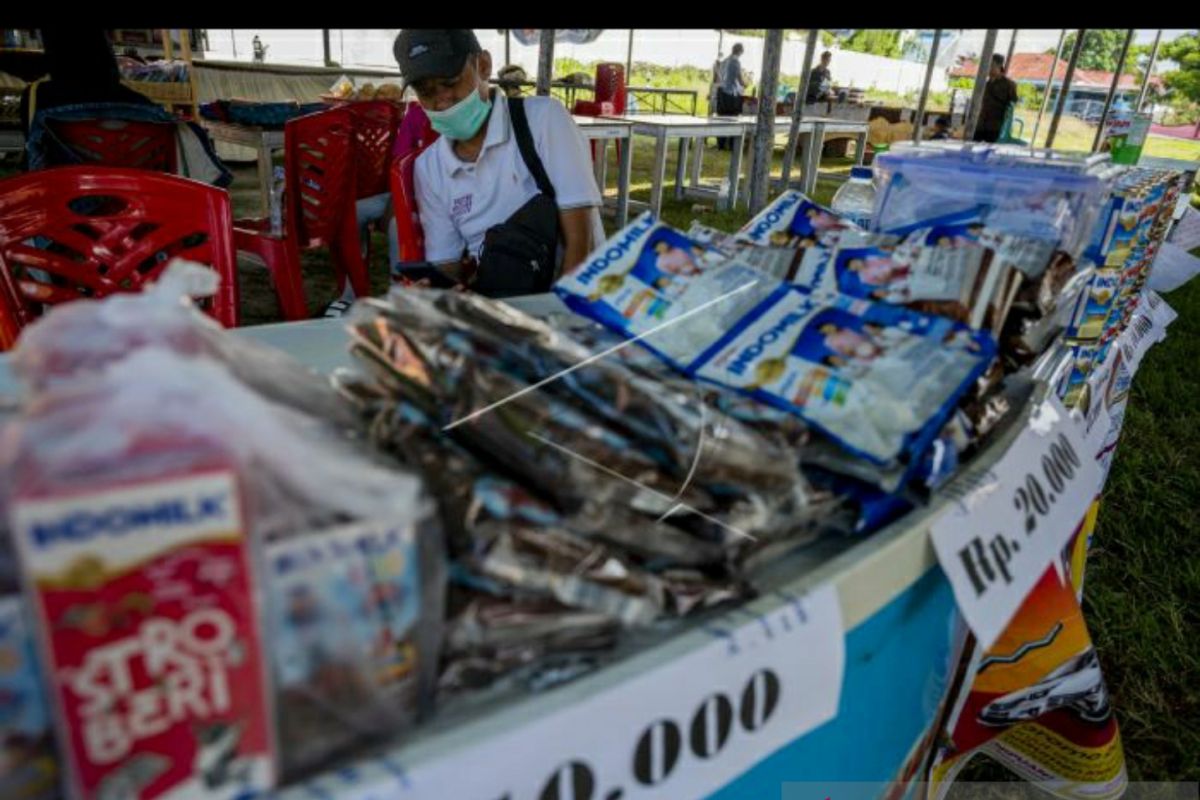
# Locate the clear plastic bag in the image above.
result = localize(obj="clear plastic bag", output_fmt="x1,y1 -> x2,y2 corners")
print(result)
10,261 -> 359,430
872,148 -> 1113,266
346,289 -> 824,548
2,342 -> 442,785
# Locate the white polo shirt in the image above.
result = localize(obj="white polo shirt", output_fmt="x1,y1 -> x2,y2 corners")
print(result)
414,91 -> 605,264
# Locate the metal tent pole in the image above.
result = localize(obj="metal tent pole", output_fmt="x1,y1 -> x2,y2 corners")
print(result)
913,28 -> 943,143
711,29 -> 725,117
505,29 -> 511,66
626,30 -> 634,84
537,29 -> 555,97
1046,29 -> 1086,149
964,29 -> 998,141
322,29 -> 332,67
230,30 -> 237,60
1005,30 -> 1018,70
780,28 -> 819,187
1136,29 -> 1163,113
749,29 -> 784,213
1092,29 -> 1135,152
1031,29 -> 1066,147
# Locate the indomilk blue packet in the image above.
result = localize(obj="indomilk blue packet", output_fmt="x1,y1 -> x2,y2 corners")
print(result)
554,213 -> 777,371
691,287 -> 995,464
556,218 -> 998,467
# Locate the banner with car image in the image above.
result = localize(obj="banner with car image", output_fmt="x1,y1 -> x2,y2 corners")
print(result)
926,501 -> 1126,800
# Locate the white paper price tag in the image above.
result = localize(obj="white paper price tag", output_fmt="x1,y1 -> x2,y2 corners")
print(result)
281,586 -> 844,800
930,394 -> 1102,649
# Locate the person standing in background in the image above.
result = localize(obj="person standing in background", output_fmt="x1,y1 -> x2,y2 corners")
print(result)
715,43 -> 747,150
252,35 -> 267,63
973,53 -> 1019,143
929,115 -> 952,140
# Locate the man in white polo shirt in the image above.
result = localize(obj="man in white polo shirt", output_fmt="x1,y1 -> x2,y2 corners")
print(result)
395,30 -> 604,296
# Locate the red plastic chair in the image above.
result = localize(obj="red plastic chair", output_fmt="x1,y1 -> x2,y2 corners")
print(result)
346,101 -> 401,200
389,144 -> 431,265
233,107 -> 368,320
45,118 -> 178,172
595,63 -> 626,115
347,101 -> 401,270
0,166 -> 239,350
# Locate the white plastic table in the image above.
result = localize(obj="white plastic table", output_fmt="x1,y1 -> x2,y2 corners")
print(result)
601,114 -> 747,218
0,296 -> 1065,800
716,116 -> 869,201
572,116 -> 634,227
202,120 -> 284,219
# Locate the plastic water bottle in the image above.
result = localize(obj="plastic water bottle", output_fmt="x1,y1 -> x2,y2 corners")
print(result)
269,166 -> 285,236
831,166 -> 877,229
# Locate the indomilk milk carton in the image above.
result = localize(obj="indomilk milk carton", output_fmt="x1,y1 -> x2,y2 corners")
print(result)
12,470 -> 277,800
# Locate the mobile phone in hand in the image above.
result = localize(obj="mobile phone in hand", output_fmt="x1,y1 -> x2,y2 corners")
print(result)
395,263 -> 460,289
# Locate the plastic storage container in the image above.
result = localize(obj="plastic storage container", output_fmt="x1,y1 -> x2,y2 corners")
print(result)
831,166 -> 877,228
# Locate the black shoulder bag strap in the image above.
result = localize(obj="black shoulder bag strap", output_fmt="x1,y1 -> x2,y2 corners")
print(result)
508,97 -> 556,200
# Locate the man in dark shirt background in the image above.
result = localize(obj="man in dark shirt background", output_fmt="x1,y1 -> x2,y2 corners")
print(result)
806,51 -> 833,104
973,53 -> 1019,143
715,43 -> 747,150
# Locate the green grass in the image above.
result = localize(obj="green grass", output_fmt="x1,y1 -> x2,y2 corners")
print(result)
1085,274 -> 1200,779
1142,134 -> 1200,163
1009,108 -> 1200,163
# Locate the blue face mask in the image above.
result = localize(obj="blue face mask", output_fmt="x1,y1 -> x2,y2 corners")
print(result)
426,87 -> 492,141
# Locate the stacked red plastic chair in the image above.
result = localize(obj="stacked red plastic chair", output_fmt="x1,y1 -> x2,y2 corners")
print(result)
346,100 -> 402,267
389,143 -> 433,265
346,100 -> 401,200
0,166 -> 239,349
581,63 -> 627,166
233,107 -> 369,320
594,63 -> 627,115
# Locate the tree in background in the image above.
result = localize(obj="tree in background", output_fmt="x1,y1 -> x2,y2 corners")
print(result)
1055,30 -> 1128,72
842,30 -> 903,59
1161,32 -> 1200,129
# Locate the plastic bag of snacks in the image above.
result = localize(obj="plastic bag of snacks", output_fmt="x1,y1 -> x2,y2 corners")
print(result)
1,295 -> 442,794
328,75 -> 355,99
345,288 -> 825,549
439,595 -> 619,695
10,262 -> 358,430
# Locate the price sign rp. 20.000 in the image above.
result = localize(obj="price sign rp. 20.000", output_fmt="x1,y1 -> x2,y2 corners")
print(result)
930,395 -> 1102,650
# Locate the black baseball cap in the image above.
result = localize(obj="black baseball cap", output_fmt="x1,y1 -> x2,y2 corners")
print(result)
393,30 -> 482,88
